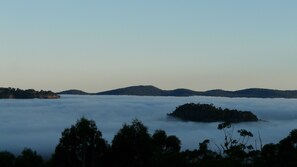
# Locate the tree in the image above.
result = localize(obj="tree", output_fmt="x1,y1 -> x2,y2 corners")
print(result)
15,148 -> 43,167
261,143 -> 278,167
111,119 -> 153,167
0,151 -> 15,167
276,129 -> 297,167
53,117 -> 109,167
152,129 -> 181,154
152,130 -> 185,167
217,122 -> 256,166
196,139 -> 221,166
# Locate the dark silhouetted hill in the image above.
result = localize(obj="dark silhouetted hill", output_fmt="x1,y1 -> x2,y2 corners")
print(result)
165,88 -> 198,96
203,88 -> 297,98
233,88 -> 297,98
59,85 -> 297,98
97,85 -> 165,96
58,89 -> 89,95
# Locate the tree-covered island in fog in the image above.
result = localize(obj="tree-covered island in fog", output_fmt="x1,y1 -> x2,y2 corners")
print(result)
0,87 -> 60,99
168,103 -> 258,123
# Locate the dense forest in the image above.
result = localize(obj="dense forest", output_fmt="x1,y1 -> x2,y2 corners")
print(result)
1,118 -> 296,167
0,88 -> 59,99
168,103 -> 259,123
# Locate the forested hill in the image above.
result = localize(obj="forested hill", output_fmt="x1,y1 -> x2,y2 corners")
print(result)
95,85 -> 206,96
203,88 -> 297,98
96,86 -> 297,98
0,88 -> 60,99
59,85 -> 297,98
58,89 -> 89,95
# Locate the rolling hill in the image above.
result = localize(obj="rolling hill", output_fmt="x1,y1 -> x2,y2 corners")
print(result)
58,89 -> 89,95
58,85 -> 297,98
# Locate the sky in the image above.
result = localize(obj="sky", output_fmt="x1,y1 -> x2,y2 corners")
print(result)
1,0 -> 297,92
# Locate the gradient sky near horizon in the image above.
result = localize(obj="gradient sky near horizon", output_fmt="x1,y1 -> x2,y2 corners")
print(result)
1,1 -> 297,92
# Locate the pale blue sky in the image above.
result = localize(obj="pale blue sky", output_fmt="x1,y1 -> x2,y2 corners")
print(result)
1,1 -> 296,92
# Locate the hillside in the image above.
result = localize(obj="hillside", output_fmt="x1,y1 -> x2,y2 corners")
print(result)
58,89 -> 89,95
97,85 -> 164,96
96,85 -> 199,96
203,88 -> 297,98
0,88 -> 60,99
59,85 -> 297,98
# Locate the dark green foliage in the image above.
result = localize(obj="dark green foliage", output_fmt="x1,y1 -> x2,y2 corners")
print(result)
258,130 -> 297,167
152,130 -> 181,154
261,143 -> 278,166
53,117 -> 109,167
151,130 -> 185,167
0,151 -> 15,167
168,103 -> 258,123
15,148 -> 43,167
218,121 -> 232,129
111,119 -> 153,167
275,129 -> 297,167
0,87 -> 59,99
217,122 -> 257,166
194,140 -> 222,166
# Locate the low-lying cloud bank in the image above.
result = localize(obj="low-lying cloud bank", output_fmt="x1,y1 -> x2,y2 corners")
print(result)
0,95 -> 297,157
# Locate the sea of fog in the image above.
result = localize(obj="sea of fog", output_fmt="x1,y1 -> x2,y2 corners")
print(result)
1,95 -> 297,157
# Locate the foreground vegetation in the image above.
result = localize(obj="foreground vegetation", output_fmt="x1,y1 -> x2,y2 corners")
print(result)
1,118 -> 297,167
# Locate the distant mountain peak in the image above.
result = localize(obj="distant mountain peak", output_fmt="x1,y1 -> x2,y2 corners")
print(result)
58,89 -> 89,95
121,85 -> 161,90
97,85 -> 163,96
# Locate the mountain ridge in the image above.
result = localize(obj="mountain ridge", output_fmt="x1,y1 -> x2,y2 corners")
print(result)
58,85 -> 297,98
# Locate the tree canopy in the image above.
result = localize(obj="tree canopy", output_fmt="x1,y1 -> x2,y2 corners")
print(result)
111,119 -> 153,167
53,117 -> 109,167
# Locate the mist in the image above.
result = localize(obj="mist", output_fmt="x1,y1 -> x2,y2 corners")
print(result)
0,95 -> 297,157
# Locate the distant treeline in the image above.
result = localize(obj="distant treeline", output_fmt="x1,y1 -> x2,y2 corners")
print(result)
0,88 -> 59,99
1,118 -> 297,167
168,103 -> 258,123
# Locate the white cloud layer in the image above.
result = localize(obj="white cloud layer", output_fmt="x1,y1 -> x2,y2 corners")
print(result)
0,95 -> 297,157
